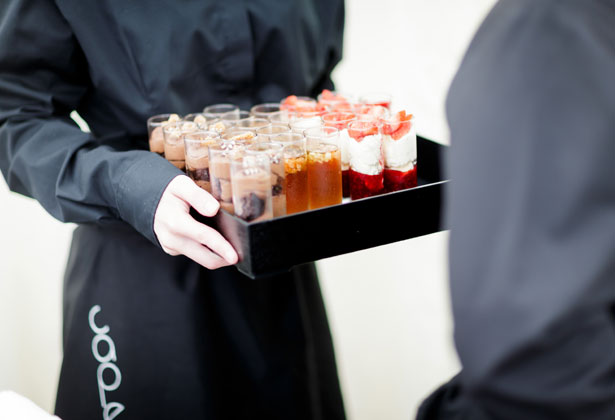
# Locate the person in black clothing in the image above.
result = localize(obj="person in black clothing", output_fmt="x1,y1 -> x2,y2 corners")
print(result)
418,0 -> 615,419
0,1 -> 346,419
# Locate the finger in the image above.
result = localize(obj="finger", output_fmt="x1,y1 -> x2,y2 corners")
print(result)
170,212 -> 238,264
171,175 -> 220,217
172,236 -> 232,270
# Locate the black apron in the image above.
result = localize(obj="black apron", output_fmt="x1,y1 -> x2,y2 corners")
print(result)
56,222 -> 345,420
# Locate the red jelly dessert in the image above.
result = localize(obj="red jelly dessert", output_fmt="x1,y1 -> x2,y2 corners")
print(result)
342,169 -> 349,197
383,166 -> 417,193
349,169 -> 384,199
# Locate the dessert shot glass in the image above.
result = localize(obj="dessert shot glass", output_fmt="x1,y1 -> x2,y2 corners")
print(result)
280,95 -> 317,113
322,111 -> 357,198
220,110 -> 251,129
317,90 -> 355,110
246,142 -> 286,217
222,128 -> 257,145
271,133 -> 308,214
208,142 -> 239,214
163,121 -> 199,170
289,116 -> 323,135
382,112 -> 417,192
203,104 -> 239,119
255,124 -> 291,142
147,113 -> 180,156
231,154 -> 273,222
232,117 -> 271,134
184,130 -> 222,193
347,120 -> 384,200
250,103 -> 281,119
267,110 -> 292,124
304,126 -> 342,209
359,92 -> 392,110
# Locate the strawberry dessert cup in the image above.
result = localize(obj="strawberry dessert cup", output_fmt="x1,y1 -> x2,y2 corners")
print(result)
347,120 -> 384,200
382,111 -> 417,192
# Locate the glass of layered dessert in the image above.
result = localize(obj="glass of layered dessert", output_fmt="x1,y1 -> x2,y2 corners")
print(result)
222,129 -> 257,146
322,111 -> 356,198
232,117 -> 271,134
280,95 -> 317,113
317,89 -> 355,112
147,113 -> 180,156
163,121 -> 199,170
290,116 -> 323,135
246,142 -> 286,217
208,142 -> 239,214
250,103 -> 281,119
203,104 -> 239,120
256,124 -> 291,142
220,110 -> 251,130
304,126 -> 343,209
231,154 -> 273,222
184,131 -> 221,193
271,133 -> 308,214
267,110 -> 292,124
359,92 -> 392,110
382,111 -> 417,192
347,120 -> 384,199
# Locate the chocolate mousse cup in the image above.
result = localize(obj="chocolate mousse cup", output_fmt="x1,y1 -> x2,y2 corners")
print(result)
163,121 -> 199,170
147,113 -> 180,156
184,131 -> 221,193
246,142 -> 286,217
209,143 -> 239,214
231,154 -> 273,222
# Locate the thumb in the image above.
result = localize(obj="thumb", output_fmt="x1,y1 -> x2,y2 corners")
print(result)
171,175 -> 220,217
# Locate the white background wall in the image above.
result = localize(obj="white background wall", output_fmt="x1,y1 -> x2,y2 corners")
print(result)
0,0 -> 496,418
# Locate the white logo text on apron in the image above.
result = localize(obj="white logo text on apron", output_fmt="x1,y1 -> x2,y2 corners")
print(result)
89,305 -> 125,420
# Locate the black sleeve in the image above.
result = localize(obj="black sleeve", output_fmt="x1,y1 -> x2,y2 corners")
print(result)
419,0 -> 615,419
0,0 -> 181,245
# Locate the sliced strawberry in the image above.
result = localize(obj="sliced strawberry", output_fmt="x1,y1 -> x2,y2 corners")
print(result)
383,111 -> 413,140
320,89 -> 336,101
348,122 -> 379,141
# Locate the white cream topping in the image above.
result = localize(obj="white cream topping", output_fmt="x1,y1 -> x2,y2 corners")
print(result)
383,126 -> 416,170
348,133 -> 383,175
339,128 -> 351,164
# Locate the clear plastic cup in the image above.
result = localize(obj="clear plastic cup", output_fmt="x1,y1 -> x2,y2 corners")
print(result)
347,120 -> 384,199
147,113 -> 180,156
271,133 -> 308,214
231,154 -> 273,222
304,126 -> 342,209
290,116 -> 323,135
162,121 -> 199,170
203,104 -> 239,119
250,103 -> 281,119
246,142 -> 286,217
208,142 -> 238,214
255,124 -> 291,142
359,92 -> 392,110
184,131 -> 221,193
231,117 -> 271,134
382,112 -> 417,192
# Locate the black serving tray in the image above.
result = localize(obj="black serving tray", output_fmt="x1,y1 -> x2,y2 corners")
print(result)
193,136 -> 449,279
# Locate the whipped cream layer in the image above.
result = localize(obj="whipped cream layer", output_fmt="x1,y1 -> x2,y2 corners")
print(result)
339,128 -> 351,164
383,126 -> 416,170
348,133 -> 383,175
